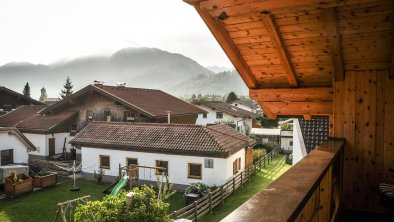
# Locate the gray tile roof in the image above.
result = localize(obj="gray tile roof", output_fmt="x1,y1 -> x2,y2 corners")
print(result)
70,122 -> 256,158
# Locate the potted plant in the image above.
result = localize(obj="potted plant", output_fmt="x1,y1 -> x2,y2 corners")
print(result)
4,171 -> 33,196
29,164 -> 58,188
184,182 -> 211,205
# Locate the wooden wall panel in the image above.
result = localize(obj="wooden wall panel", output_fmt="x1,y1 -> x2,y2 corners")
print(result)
334,70 -> 394,212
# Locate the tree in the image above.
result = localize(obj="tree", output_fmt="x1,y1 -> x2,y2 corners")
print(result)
59,76 -> 73,99
22,82 -> 31,98
226,91 -> 238,103
39,87 -> 48,102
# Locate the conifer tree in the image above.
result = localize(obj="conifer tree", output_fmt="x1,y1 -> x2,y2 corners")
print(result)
22,82 -> 31,98
59,76 -> 73,99
226,91 -> 238,103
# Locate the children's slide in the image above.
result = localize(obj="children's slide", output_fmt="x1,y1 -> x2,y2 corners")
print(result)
110,176 -> 129,196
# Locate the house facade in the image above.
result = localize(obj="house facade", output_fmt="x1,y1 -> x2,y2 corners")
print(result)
0,86 -> 44,115
0,127 -> 36,166
70,122 -> 256,189
229,99 -> 258,113
0,84 -> 206,160
193,101 -> 259,134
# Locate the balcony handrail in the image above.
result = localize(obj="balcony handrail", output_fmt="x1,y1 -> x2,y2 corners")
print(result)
221,138 -> 345,222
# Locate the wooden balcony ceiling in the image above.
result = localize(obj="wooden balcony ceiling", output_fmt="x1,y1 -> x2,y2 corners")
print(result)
185,0 -> 394,119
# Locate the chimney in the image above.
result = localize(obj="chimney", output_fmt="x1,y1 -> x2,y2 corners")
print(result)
167,111 -> 171,124
116,82 -> 126,87
93,80 -> 104,85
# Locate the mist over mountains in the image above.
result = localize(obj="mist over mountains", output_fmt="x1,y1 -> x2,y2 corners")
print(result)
0,47 -> 247,100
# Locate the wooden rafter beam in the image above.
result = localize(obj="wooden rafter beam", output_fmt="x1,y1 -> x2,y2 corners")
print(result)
191,5 -> 259,88
250,87 -> 334,102
303,115 -> 313,120
261,14 -> 298,87
323,7 -> 344,82
266,101 -> 333,116
258,102 -> 277,119
196,0 -> 393,16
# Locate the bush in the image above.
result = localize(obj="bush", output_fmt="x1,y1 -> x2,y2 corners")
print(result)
93,169 -> 105,185
74,185 -> 171,222
253,148 -> 267,163
184,182 -> 211,197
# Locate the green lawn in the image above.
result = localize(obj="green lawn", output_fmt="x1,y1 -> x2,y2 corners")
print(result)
199,155 -> 291,222
0,179 -> 109,222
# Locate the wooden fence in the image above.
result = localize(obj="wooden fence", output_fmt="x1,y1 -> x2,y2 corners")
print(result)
169,147 -> 281,221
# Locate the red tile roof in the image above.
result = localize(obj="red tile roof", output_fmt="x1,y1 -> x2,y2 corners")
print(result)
70,122 -> 256,158
194,101 -> 260,118
40,84 -> 207,118
0,105 -> 77,132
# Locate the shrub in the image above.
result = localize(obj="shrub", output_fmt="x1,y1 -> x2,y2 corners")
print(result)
184,182 -> 211,197
74,185 -> 171,222
93,169 -> 105,185
253,148 -> 267,163
29,164 -> 49,177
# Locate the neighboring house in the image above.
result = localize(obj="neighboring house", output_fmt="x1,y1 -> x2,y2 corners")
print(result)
39,83 -> 207,131
193,101 -> 259,134
70,122 -> 256,189
292,118 -> 329,164
229,99 -> 257,113
0,86 -> 44,115
0,127 -> 37,166
280,130 -> 293,153
0,105 -> 77,160
249,128 -> 281,145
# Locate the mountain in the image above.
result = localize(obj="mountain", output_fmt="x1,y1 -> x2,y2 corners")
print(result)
0,47 -> 248,99
205,65 -> 234,73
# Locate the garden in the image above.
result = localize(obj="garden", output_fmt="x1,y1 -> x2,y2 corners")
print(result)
0,155 -> 291,222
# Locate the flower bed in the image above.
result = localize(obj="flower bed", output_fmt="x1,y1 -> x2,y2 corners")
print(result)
4,173 -> 33,197
32,172 -> 57,188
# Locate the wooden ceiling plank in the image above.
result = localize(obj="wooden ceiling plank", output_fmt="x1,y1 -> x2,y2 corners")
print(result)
391,39 -> 394,79
267,101 -> 333,116
261,14 -> 299,86
192,6 -> 259,88
323,7 -> 344,82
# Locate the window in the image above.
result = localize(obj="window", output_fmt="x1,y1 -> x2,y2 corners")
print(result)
1,149 -> 13,166
188,163 -> 202,179
86,110 -> 93,122
124,111 -> 135,122
204,158 -> 214,168
126,158 -> 138,166
202,113 -> 207,119
216,112 -> 223,119
99,155 -> 110,169
234,104 -> 238,107
156,160 -> 168,176
289,141 -> 293,146
233,157 -> 241,175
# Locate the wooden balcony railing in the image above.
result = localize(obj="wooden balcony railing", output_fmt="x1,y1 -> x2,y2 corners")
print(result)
221,138 -> 345,222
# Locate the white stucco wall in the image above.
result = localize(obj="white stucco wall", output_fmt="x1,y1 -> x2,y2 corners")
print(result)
80,147 -> 245,186
0,132 -> 30,165
25,132 -> 77,157
280,137 -> 293,151
194,105 -> 252,134
292,119 -> 307,164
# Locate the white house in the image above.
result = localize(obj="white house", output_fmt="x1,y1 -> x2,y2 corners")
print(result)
193,101 -> 259,134
70,122 -> 256,189
0,127 -> 36,166
229,99 -> 258,113
280,130 -> 293,153
0,105 -> 78,160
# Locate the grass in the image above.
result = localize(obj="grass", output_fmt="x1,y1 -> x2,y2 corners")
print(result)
198,155 -> 291,222
0,179 -> 109,222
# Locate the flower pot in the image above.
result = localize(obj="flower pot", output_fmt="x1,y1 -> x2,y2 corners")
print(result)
32,172 -> 58,188
4,173 -> 33,197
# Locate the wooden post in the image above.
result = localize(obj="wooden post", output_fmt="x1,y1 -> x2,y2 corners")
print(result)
247,166 -> 250,182
264,156 -> 266,168
173,211 -> 177,220
118,163 -> 121,179
220,186 -> 224,204
233,177 -> 235,194
209,192 -> 213,214
241,171 -> 243,188
194,201 -> 198,221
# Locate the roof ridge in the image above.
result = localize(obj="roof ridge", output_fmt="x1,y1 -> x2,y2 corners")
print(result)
91,121 -> 202,128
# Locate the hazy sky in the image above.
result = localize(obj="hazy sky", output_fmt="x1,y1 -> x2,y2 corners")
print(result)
0,0 -> 233,67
